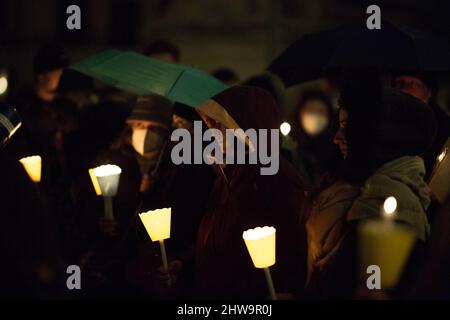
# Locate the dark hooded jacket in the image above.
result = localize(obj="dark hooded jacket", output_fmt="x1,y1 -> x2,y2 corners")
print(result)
193,86 -> 307,299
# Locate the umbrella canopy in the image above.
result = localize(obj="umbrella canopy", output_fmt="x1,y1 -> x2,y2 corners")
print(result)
268,21 -> 450,87
70,50 -> 227,108
328,22 -> 450,71
267,25 -> 359,86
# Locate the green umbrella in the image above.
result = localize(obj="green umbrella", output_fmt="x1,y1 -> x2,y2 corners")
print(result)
70,50 -> 227,108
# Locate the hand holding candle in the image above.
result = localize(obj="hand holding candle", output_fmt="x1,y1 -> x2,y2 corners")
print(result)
139,208 -> 172,286
19,155 -> 42,182
243,226 -> 277,300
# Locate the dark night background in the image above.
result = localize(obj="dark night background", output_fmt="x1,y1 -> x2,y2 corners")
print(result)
2,0 -> 450,116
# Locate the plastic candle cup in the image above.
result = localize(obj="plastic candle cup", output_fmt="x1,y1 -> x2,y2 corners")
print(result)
139,208 -> 172,286
92,164 -> 122,197
243,226 -> 277,300
19,155 -> 42,182
358,196 -> 415,289
92,164 -> 122,220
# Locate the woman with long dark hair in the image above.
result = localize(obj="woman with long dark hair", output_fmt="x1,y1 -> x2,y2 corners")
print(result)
304,71 -> 437,298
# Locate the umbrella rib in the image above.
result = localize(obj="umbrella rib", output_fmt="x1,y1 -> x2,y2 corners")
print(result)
166,70 -> 186,98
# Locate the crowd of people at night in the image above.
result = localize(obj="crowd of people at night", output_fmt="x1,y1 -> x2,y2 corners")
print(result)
0,38 -> 449,300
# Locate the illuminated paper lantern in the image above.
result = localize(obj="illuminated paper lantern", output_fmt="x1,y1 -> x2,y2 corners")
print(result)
139,208 -> 171,242
19,155 -> 42,182
358,196 -> 415,289
243,226 -> 277,300
92,164 -> 122,197
88,168 -> 102,196
139,208 -> 172,286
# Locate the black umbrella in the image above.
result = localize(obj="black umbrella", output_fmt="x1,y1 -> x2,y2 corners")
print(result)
268,21 -> 450,87
267,24 -> 360,86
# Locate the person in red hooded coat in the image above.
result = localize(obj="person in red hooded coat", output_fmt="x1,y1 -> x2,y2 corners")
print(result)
188,86 -> 307,299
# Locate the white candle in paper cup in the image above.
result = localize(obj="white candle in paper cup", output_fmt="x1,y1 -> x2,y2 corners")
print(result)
19,155 -> 42,182
92,164 -> 122,197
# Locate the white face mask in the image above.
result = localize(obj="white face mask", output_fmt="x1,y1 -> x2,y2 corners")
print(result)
131,128 -> 165,156
301,113 -> 328,136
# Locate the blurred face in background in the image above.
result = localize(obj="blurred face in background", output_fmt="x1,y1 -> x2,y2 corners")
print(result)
299,98 -> 329,136
172,114 -> 193,130
149,52 -> 177,63
35,68 -> 64,102
393,75 -> 432,102
333,108 -> 349,159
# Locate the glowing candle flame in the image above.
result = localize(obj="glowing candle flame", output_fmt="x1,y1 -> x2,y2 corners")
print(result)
437,147 -> 447,162
383,196 -> 397,218
280,122 -> 291,136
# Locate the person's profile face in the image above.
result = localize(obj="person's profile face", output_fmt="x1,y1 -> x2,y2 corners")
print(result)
36,68 -> 64,102
333,108 -> 349,159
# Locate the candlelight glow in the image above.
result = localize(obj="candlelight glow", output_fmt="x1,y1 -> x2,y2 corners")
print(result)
0,76 -> 8,95
437,147 -> 447,162
92,164 -> 122,197
243,226 -> 276,268
19,155 -> 42,182
92,164 -> 122,177
383,196 -> 397,216
358,220 -> 415,289
280,122 -> 291,136
88,168 -> 102,196
139,208 -> 172,241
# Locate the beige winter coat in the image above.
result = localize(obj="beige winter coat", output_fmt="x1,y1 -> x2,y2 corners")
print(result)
305,156 -> 431,292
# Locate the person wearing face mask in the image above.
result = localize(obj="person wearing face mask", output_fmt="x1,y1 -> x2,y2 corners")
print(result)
126,95 -> 172,195
291,90 -> 340,190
